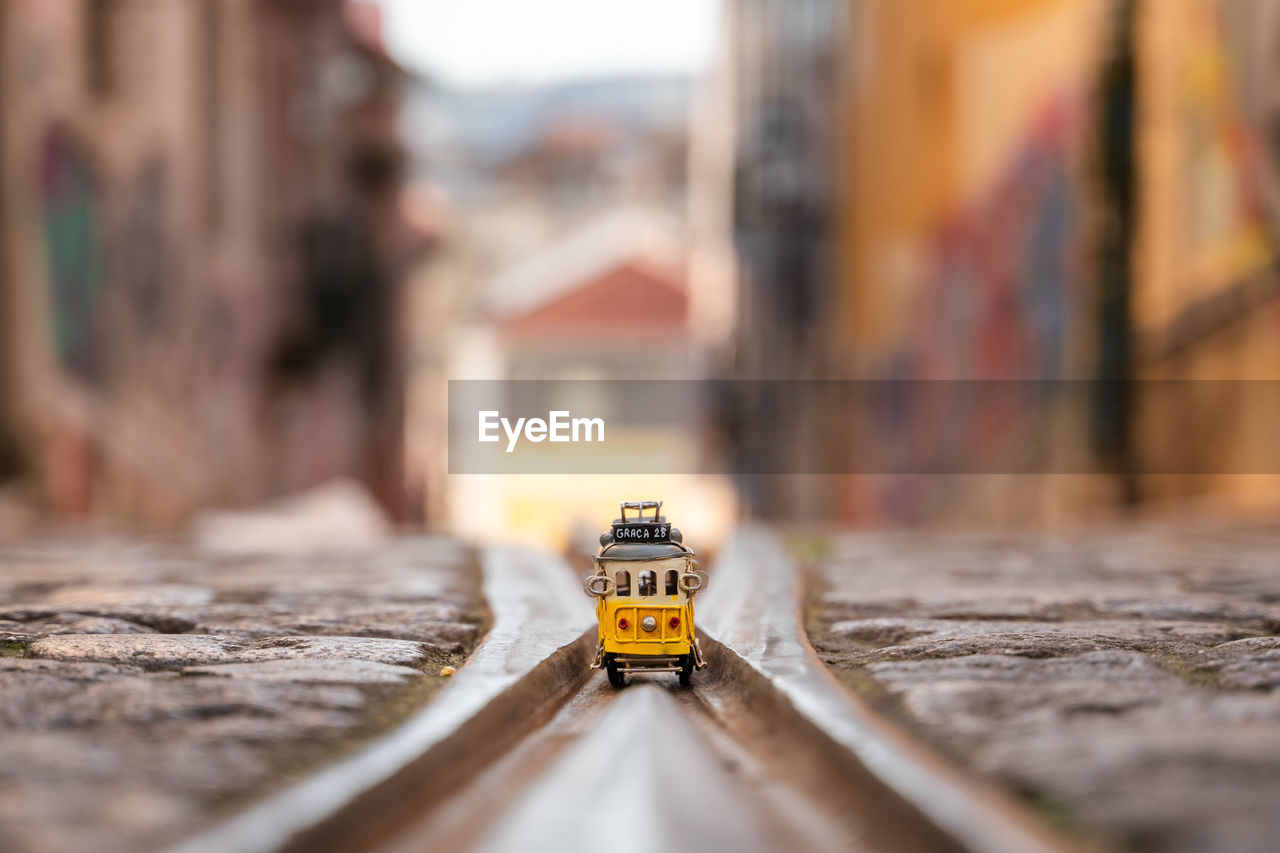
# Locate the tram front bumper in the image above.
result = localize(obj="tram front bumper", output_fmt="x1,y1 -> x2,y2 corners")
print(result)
610,655 -> 685,673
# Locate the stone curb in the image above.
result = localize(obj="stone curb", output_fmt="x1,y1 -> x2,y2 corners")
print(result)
167,546 -> 594,853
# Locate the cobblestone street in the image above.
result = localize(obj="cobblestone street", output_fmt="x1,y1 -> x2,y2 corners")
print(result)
807,513 -> 1280,853
0,531 -> 483,853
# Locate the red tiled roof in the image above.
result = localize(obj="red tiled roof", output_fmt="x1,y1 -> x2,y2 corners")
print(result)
500,259 -> 686,339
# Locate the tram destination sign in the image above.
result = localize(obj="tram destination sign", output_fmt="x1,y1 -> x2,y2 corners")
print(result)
612,522 -> 671,543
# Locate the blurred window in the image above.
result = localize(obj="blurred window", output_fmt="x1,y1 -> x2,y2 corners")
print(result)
638,570 -> 656,597
615,571 -> 630,596
85,0 -> 119,98
200,0 -> 224,230
665,570 -> 678,595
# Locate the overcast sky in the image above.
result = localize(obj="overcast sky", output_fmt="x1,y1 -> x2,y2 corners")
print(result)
375,0 -> 721,89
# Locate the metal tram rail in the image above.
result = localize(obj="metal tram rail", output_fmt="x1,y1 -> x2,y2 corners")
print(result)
170,532 -> 1079,853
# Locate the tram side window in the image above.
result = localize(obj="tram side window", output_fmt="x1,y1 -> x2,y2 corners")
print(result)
665,570 -> 678,595
615,571 -> 630,596
638,570 -> 657,596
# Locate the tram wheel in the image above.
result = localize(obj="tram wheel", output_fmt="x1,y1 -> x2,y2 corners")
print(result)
605,654 -> 626,687
678,654 -> 693,686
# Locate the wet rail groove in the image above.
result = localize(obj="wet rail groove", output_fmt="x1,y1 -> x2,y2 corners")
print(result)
173,535 -> 1079,853
376,656 -> 869,853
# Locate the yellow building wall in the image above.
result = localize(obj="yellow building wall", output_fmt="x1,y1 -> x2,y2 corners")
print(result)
1131,0 -> 1280,507
836,0 -> 1106,372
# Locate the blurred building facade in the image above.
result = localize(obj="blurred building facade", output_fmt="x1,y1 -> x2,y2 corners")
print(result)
836,0 -> 1105,524
0,0 -> 417,526
1128,0 -> 1280,505
714,0 -> 1280,524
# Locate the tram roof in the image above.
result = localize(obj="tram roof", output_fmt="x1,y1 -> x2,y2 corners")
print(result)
594,542 -> 693,562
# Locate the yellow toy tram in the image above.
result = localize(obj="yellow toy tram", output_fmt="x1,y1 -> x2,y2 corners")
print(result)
583,501 -> 708,687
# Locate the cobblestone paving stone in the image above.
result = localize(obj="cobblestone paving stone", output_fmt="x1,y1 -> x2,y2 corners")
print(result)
0,533 -> 484,853
805,516 -> 1280,853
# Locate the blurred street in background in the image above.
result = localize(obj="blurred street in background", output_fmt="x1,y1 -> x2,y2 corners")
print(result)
5,0 -> 1280,539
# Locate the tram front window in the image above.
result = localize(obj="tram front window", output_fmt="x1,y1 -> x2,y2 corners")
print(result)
615,571 -> 631,596
637,570 -> 657,596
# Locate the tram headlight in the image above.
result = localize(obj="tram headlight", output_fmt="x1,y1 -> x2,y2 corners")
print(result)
641,615 -> 657,632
